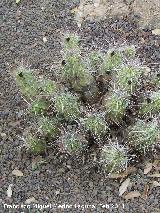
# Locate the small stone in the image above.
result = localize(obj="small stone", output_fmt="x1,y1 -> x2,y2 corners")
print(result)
77,22 -> 82,28
142,66 -> 151,76
83,4 -> 95,16
12,169 -> 23,177
93,5 -> 106,17
89,181 -> 94,188
100,181 -> 103,186
55,190 -> 60,195
152,29 -> 160,35
58,168 -> 65,174
66,165 -> 71,169
7,184 -> 13,198
1,133 -> 7,138
108,196 -> 112,202
17,110 -> 24,118
125,0 -> 134,4
93,189 -> 98,196
101,190 -> 106,196
94,3 -> 100,8
74,187 -> 79,193
25,197 -> 37,204
43,36 -> 47,43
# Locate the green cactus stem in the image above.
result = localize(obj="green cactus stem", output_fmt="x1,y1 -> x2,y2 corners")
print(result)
61,55 -> 94,91
123,46 -> 136,59
127,119 -> 159,153
82,114 -> 109,138
114,66 -> 142,93
139,91 -> 160,116
15,67 -> 39,97
100,50 -> 122,74
100,142 -> 129,173
38,117 -> 59,138
59,131 -> 88,155
40,79 -> 57,95
30,99 -> 49,115
26,134 -> 46,154
103,91 -> 129,123
55,92 -> 80,121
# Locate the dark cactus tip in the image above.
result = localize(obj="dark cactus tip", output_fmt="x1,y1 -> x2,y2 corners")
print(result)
66,37 -> 70,42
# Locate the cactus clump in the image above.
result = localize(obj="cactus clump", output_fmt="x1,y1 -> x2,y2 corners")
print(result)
103,91 -> 129,122
26,135 -> 46,154
55,92 -> 80,121
127,120 -> 159,153
38,117 -> 59,138
14,34 -> 160,176
139,91 -> 160,116
59,131 -> 88,155
100,142 -> 129,173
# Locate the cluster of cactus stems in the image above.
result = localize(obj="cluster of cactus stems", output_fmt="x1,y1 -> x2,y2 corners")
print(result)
14,34 -> 160,174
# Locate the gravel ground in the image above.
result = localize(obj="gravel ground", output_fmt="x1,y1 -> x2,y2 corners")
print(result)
1,1 -> 160,213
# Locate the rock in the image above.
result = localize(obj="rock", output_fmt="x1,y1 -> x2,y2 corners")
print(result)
58,168 -> 65,174
75,0 -> 160,30
7,184 -> 13,198
25,197 -> 37,204
1,133 -> 7,138
12,169 -> 24,177
124,191 -> 141,200
43,36 -> 47,43
93,189 -> 98,196
124,0 -> 134,4
55,190 -> 60,195
83,4 -> 95,17
89,181 -> 94,188
75,0 -> 129,26
152,29 -> 160,35
119,178 -> 131,196
132,0 -> 160,29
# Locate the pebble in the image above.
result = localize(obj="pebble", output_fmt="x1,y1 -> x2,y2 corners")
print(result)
1,132 -> 7,138
0,111 -> 9,118
55,190 -> 60,195
58,168 -> 65,174
89,181 -> 94,188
